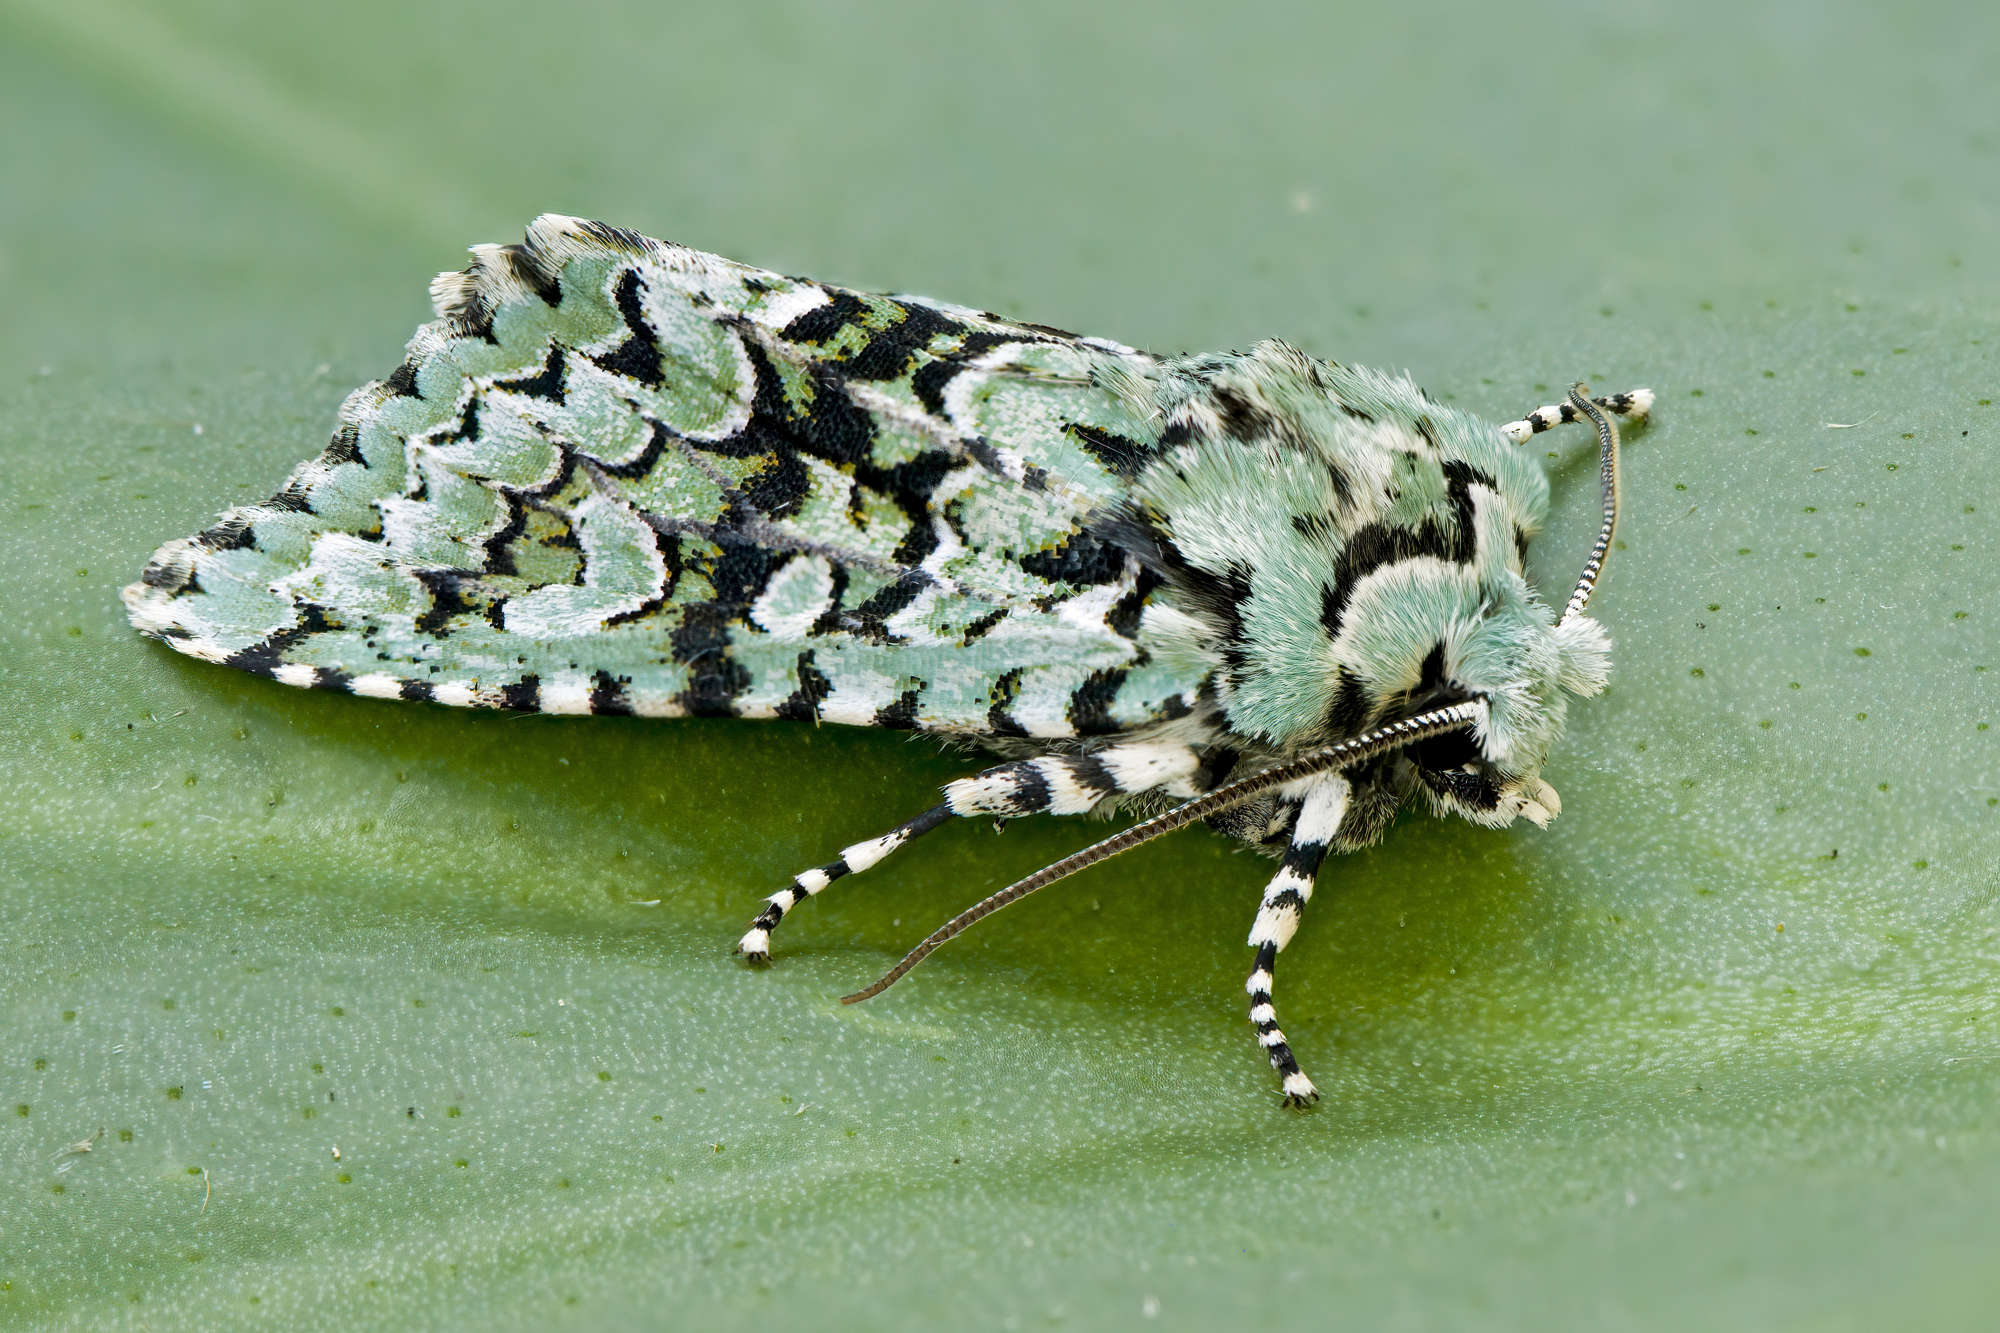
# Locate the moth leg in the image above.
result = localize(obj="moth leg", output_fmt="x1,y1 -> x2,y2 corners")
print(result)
1244,777 -> 1348,1108
1499,388 -> 1653,444
738,740 -> 1209,962
738,803 -> 953,962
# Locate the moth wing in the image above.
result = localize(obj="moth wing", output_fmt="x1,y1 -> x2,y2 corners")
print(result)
125,216 -> 1204,736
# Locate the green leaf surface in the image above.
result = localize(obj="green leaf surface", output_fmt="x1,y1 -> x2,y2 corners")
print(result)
2,2 -> 1995,1328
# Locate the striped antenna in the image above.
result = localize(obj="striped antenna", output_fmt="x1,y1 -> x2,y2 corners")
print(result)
1559,384 -> 1621,624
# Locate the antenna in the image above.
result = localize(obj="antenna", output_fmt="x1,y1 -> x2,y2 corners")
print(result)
1559,384 -> 1620,624
843,698 -> 1486,1003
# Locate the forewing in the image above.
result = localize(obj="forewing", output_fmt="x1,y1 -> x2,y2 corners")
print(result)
124,216 -> 1203,736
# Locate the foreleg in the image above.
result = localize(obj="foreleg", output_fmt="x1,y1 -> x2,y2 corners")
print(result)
1244,776 -> 1349,1107
1500,388 -> 1653,444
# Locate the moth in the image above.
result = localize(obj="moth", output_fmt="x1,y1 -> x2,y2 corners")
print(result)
125,215 -> 1649,1106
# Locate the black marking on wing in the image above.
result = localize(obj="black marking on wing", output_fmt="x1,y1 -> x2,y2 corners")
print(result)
888,512 -> 939,568
736,340 -> 876,468
590,270 -> 665,388
864,447 -> 959,503
664,537 -> 779,716
961,438 -> 1011,478
987,667 -> 1029,737
1104,568 -> 1161,641
413,571 -> 483,635
795,366 -> 881,468
498,242 -> 563,306
310,667 -> 353,693
908,328 -> 1055,416
910,356 -> 959,417
851,448 -> 955,566
437,395 -> 482,445
480,498 -> 528,577
1066,422 -> 1152,480
843,301 -> 964,381
588,418 -> 673,482
267,485 -> 315,516
139,558 -> 199,596
773,651 -> 832,722
603,532 -> 681,629
872,688 -> 923,730
703,537 -> 782,609
846,569 -> 929,642
223,602 -> 339,676
1067,669 -> 1128,735
807,561 -> 852,637
1018,530 -> 1128,586
961,607 -> 1007,644
675,647 -> 752,717
495,344 -> 567,402
325,424 -> 366,468
195,515 -> 257,552
738,448 -> 813,521
779,292 -> 870,344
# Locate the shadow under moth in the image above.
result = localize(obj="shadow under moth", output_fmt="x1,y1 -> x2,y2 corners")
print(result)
125,215 -> 1649,1106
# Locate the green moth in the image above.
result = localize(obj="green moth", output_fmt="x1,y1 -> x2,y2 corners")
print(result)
125,215 -> 1649,1106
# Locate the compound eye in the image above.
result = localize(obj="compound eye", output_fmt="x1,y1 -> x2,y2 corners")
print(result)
1440,765 -> 1502,810
1405,726 -> 1480,773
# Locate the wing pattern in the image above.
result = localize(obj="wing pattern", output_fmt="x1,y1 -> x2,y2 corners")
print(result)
125,216 -> 1208,737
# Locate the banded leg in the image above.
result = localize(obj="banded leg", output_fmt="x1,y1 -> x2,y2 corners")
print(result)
737,739 -> 1211,961
1244,776 -> 1349,1108
1500,388 -> 1653,444
738,803 -> 954,961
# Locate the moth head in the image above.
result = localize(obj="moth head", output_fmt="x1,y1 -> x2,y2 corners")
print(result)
1407,384 -> 1624,829
1401,718 -> 1560,830
1397,598 -> 1610,830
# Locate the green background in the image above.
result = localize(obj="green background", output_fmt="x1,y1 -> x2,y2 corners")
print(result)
3,1 -> 1995,1328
